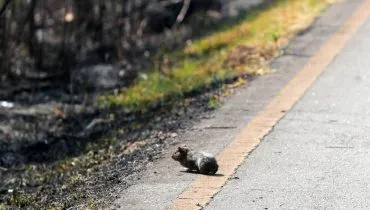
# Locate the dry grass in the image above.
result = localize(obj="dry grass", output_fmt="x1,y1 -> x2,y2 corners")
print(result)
100,0 -> 335,111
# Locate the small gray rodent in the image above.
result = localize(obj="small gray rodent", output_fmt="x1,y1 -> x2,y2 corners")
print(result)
172,145 -> 218,175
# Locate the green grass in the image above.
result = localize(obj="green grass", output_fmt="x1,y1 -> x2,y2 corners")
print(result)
100,0 -> 335,111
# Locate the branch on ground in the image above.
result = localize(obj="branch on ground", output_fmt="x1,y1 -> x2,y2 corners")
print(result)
173,0 -> 191,28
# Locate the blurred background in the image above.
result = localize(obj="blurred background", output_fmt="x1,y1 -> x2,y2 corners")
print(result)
0,0 -> 223,98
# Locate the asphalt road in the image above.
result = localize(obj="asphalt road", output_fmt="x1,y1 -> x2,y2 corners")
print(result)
206,3 -> 370,210
114,0 -> 368,209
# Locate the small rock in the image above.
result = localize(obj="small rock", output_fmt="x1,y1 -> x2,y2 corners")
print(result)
119,70 -> 125,77
159,135 -> 166,140
73,64 -> 121,89
139,73 -> 148,80
177,109 -> 185,116
171,133 -> 178,138
6,178 -> 16,185
155,116 -> 162,122
157,131 -> 165,140
0,101 -> 14,109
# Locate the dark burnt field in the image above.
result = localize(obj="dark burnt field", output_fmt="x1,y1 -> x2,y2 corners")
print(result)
0,0 -> 254,208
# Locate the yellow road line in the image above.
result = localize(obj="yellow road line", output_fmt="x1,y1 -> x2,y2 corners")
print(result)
170,0 -> 370,209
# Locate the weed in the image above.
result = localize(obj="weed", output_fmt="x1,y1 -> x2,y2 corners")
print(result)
100,0 -> 334,113
208,96 -> 221,110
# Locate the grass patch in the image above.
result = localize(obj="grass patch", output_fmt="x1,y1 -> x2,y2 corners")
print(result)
100,0 -> 335,111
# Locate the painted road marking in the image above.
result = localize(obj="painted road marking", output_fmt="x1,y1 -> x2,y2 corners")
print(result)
169,0 -> 370,209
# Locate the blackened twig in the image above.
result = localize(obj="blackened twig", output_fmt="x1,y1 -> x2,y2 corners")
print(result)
173,0 -> 191,28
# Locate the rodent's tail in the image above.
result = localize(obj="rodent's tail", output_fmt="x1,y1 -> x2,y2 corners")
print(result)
200,161 -> 218,175
211,164 -> 219,175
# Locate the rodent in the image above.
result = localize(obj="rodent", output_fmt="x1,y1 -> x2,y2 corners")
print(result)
171,145 -> 218,175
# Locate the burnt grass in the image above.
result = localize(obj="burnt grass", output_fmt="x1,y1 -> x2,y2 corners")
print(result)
0,74 -> 252,209
0,14 -> 257,208
0,1 -> 269,208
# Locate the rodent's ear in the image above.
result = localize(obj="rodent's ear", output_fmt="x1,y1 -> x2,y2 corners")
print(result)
178,146 -> 189,153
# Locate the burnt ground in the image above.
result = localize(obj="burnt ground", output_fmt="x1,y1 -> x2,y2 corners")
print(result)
0,0 -> 266,208
0,74 -> 252,209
